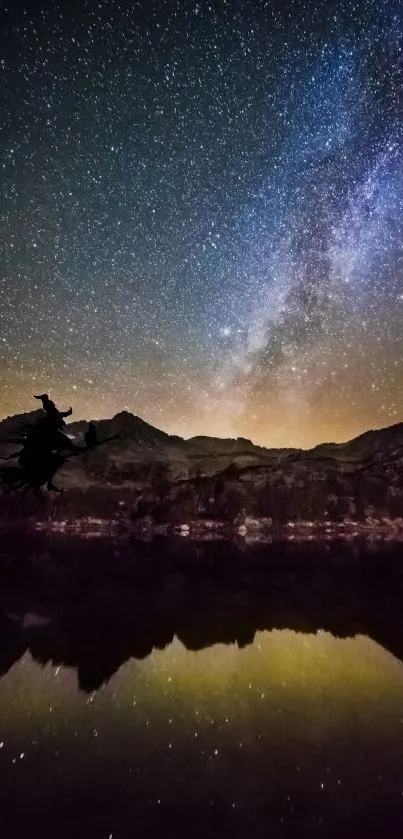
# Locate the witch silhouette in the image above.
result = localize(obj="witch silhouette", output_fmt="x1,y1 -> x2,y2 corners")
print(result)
0,393 -> 116,497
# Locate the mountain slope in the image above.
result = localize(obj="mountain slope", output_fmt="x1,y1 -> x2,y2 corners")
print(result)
302,422 -> 403,463
2,408 -> 403,468
2,409 -> 403,523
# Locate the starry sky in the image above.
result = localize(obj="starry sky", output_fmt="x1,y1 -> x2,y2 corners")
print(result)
1,0 -> 403,448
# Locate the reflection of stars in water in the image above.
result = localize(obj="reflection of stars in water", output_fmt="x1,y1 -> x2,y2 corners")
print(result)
1,632 -> 403,834
0,3 -> 403,447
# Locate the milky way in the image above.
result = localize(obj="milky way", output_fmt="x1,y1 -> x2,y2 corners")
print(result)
1,0 -> 403,446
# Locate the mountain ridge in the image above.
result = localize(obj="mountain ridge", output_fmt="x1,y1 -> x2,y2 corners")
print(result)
2,407 -> 403,461
2,409 -> 403,524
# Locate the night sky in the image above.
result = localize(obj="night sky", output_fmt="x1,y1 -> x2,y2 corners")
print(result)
1,0 -> 403,447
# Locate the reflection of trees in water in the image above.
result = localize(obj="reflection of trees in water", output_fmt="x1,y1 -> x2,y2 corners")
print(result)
1,535 -> 403,691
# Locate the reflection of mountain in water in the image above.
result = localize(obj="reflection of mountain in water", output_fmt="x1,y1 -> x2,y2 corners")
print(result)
1,534 -> 403,691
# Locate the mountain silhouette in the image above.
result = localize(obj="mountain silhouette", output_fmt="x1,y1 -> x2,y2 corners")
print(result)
2,409 -> 403,522
3,407 -> 403,462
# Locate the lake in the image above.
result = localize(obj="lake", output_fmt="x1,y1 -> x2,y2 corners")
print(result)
1,528 -> 403,838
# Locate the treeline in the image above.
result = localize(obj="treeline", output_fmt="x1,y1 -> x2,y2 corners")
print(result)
1,460 -> 403,524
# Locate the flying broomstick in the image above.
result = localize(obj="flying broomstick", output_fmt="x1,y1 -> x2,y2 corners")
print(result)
0,394 -> 118,499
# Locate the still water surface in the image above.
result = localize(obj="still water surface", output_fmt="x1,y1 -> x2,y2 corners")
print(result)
1,533 -> 403,837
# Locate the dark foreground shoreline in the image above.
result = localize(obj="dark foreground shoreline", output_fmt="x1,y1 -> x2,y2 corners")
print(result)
2,513 -> 403,540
